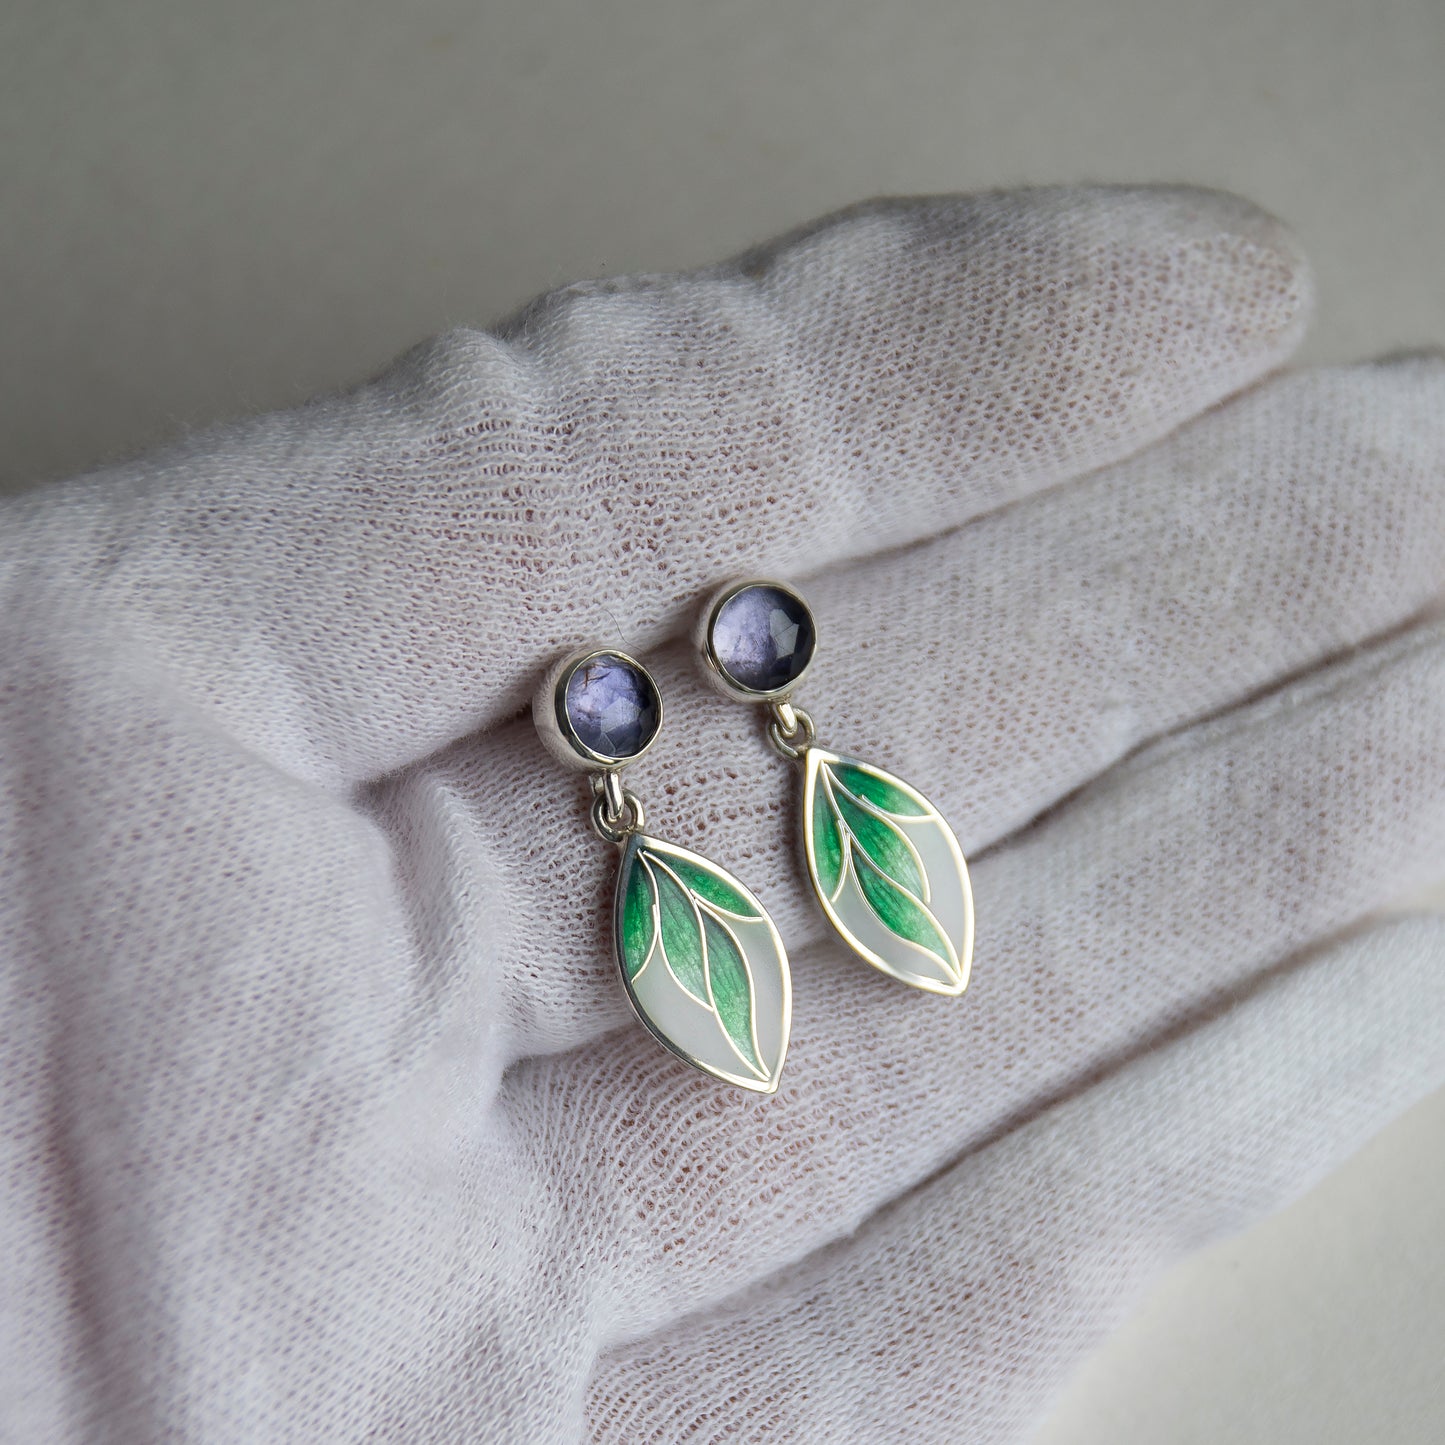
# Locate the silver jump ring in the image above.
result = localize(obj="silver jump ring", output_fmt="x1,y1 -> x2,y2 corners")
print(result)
766,702 -> 816,761
590,775 -> 646,844
599,769 -> 626,820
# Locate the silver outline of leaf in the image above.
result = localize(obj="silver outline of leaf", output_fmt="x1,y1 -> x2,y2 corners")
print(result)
699,903 -> 766,1079
659,853 -> 762,920
648,856 -> 709,1006
649,850 -> 771,1082
826,769 -> 927,903
851,844 -> 958,979
810,777 -> 846,900
831,761 -> 929,817
620,850 -> 658,981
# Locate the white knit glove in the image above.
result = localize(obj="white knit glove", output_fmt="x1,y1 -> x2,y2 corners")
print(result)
3,186 -> 1444,1444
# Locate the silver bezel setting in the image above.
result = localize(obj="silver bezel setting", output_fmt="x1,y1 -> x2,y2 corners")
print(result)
694,576 -> 817,704
533,644 -> 663,772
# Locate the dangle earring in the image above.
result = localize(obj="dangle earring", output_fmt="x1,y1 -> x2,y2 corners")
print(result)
535,646 -> 791,1093
696,582 -> 973,997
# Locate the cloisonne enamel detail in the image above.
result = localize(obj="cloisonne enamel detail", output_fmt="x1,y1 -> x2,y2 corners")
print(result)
616,834 -> 791,1093
802,749 -> 973,995
536,642 -> 791,1094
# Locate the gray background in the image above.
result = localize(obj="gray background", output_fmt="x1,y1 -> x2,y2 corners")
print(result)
3,2 -> 1442,1438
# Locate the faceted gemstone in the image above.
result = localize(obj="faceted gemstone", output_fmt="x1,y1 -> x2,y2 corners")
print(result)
563,653 -> 661,760
711,584 -> 816,694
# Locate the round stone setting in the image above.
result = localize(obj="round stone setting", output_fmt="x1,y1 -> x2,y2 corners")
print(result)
710,583 -> 816,696
561,652 -> 661,763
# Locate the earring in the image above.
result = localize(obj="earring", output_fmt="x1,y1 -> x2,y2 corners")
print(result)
696,581 -> 973,997
534,645 -> 792,1093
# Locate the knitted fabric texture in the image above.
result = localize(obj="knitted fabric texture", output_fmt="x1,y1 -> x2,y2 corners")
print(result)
2,185 -> 1444,1442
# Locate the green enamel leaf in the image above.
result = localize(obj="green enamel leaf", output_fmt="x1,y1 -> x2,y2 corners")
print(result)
620,856 -> 657,980
652,861 -> 708,1004
701,911 -> 763,1075
832,762 -> 928,817
811,783 -> 844,897
853,850 -> 955,974
830,782 -> 925,901
660,854 -> 761,919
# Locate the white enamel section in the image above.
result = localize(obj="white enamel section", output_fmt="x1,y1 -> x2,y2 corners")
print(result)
803,750 -> 974,996
616,834 -> 791,1093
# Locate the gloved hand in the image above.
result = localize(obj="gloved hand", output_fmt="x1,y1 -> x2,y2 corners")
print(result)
3,186 -> 1444,1444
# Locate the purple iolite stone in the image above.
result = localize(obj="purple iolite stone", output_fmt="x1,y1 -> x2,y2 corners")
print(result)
712,584 -> 816,694
563,653 -> 661,761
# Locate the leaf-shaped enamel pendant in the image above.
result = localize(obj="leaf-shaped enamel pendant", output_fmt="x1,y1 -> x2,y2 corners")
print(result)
802,749 -> 973,995
616,834 -> 791,1093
